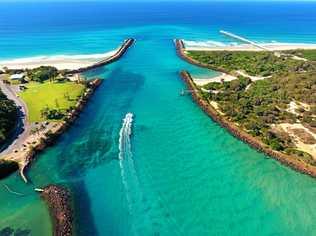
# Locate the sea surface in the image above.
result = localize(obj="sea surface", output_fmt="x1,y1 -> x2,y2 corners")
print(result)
1,2 -> 316,235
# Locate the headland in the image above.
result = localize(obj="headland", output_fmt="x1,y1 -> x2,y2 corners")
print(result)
175,39 -> 316,178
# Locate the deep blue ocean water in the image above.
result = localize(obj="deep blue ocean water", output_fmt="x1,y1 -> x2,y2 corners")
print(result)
0,2 -> 316,236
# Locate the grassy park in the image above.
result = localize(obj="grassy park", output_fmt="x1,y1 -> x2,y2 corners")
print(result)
19,81 -> 85,122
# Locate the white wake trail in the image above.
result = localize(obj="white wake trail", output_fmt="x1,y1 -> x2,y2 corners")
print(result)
117,113 -> 167,234
118,112 -> 145,214
118,113 -> 134,210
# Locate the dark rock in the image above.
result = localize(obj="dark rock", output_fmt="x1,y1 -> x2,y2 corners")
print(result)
41,185 -> 73,236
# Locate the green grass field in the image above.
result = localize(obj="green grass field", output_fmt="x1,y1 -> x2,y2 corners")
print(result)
19,81 -> 85,122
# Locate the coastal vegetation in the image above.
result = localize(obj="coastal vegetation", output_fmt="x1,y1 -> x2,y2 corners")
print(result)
19,81 -> 85,122
202,73 -> 316,162
26,66 -> 58,82
187,50 -> 316,76
0,39 -> 134,186
184,48 -> 316,165
287,49 -> 316,61
0,89 -> 18,145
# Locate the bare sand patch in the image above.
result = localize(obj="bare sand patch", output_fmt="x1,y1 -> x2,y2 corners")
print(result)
193,73 -> 237,86
279,123 -> 316,158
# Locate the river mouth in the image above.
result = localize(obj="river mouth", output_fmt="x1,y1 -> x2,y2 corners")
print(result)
1,2 -> 316,235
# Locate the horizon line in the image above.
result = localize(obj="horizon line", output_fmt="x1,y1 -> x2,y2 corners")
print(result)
2,0 -> 316,2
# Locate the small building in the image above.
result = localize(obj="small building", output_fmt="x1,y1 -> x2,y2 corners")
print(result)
10,73 -> 25,81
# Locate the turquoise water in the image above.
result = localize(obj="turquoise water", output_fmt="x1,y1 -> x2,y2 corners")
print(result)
1,2 -> 316,235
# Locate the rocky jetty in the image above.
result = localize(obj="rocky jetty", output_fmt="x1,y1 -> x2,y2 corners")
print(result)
40,185 -> 73,236
66,38 -> 135,74
2,79 -> 103,183
180,71 -> 316,178
174,39 -> 229,74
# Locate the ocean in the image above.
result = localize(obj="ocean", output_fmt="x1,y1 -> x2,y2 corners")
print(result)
0,1 -> 316,235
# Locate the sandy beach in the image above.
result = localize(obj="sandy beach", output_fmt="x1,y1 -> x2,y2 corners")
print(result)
193,73 -> 237,86
183,41 -> 316,51
0,51 -> 117,70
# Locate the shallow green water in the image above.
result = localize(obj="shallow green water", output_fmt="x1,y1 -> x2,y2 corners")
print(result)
1,2 -> 316,235
2,35 -> 315,236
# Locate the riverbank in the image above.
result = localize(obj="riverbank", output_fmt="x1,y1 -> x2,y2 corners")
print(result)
192,73 -> 236,85
0,79 -> 103,183
175,39 -> 316,178
0,39 -> 135,182
39,185 -> 73,236
174,39 -> 229,74
0,39 -> 135,72
180,71 -> 316,178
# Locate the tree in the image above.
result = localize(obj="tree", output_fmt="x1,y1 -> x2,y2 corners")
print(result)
27,66 -> 58,82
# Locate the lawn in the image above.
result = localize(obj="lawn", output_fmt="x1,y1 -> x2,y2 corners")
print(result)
19,81 -> 85,122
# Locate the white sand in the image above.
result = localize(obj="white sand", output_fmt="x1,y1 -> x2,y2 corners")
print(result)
279,123 -> 316,158
184,42 -> 316,52
286,101 -> 311,116
193,73 -> 237,86
0,50 -> 117,70
236,70 -> 270,81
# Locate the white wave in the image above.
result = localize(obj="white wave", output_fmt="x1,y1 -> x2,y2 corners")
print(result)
183,40 -> 226,48
0,50 -> 117,65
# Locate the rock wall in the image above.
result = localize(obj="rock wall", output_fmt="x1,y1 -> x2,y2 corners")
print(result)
180,70 -> 316,178
41,185 -> 73,236
66,39 -> 135,74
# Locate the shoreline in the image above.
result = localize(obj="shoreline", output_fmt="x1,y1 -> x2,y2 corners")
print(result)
174,39 -> 229,74
0,38 -> 135,72
1,79 -> 103,183
183,40 -> 316,52
66,38 -> 135,74
39,185 -> 73,236
175,39 -> 316,178
0,39 -> 135,183
192,73 -> 236,85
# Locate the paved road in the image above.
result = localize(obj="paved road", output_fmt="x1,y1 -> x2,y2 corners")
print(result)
0,75 -> 30,155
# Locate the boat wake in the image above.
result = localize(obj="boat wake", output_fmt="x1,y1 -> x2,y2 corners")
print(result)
118,113 -> 143,212
118,113 -> 163,234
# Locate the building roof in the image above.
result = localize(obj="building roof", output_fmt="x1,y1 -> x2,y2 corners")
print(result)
10,73 -> 25,80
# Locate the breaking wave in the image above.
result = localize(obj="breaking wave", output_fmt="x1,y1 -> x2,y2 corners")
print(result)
183,40 -> 226,47
0,50 -> 117,66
